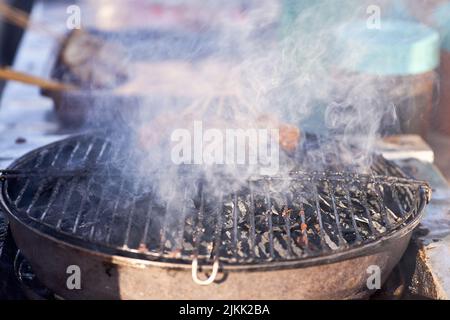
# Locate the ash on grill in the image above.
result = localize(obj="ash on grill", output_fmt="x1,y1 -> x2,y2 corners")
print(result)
149,173 -> 421,263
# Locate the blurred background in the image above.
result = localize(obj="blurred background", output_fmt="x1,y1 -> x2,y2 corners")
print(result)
0,0 -> 449,174
0,0 -> 33,95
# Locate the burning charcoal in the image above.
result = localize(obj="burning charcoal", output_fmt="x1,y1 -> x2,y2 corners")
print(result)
237,199 -> 248,216
219,229 -> 234,259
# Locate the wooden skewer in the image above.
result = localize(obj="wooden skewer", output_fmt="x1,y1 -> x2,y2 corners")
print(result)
0,67 -> 77,91
0,1 -> 116,72
0,1 -> 63,42
0,1 -> 31,29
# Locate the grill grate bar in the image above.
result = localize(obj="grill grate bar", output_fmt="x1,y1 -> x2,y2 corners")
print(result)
24,145 -> 65,214
391,183 -> 406,219
25,182 -> 45,215
50,145 -> 67,167
282,195 -> 294,258
105,174 -> 126,243
298,200 -> 310,254
56,177 -> 78,230
212,192 -> 224,261
25,140 -> 80,217
72,140 -> 102,234
264,182 -> 275,260
72,179 -> 88,234
193,182 -> 206,259
248,182 -> 257,259
171,187 -> 190,255
65,141 -> 81,165
39,179 -> 62,221
374,180 -> 391,229
140,189 -> 154,248
344,180 -> 363,243
327,180 -> 347,248
80,141 -> 94,162
13,153 -> 45,206
102,138 -> 129,243
96,140 -> 110,162
25,149 -> 61,215
89,187 -> 105,241
87,138 -> 113,241
159,189 -> 176,255
313,183 -> 327,250
232,193 -> 239,261
123,179 -> 143,248
360,182 -> 377,236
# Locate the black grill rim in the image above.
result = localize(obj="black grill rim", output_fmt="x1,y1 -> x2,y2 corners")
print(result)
0,133 -> 430,271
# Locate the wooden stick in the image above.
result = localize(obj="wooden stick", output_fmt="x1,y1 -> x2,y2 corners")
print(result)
0,1 -> 63,42
0,1 -> 30,29
0,67 -> 77,91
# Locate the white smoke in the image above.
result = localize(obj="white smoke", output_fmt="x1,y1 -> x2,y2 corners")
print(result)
83,0 -> 411,201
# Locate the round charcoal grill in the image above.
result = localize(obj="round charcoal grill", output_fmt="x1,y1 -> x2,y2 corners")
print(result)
0,133 -> 431,299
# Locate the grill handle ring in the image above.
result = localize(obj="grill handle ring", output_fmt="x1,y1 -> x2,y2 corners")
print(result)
192,258 -> 220,286
418,184 -> 432,212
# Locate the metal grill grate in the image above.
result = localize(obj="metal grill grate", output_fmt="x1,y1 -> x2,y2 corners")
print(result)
1,134 -> 431,265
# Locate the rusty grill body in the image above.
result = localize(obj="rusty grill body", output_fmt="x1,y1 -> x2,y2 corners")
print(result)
0,134 -> 430,299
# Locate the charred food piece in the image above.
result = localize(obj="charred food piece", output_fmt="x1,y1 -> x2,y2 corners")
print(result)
257,114 -> 301,153
279,123 -> 301,153
62,30 -> 129,89
138,113 -> 302,154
